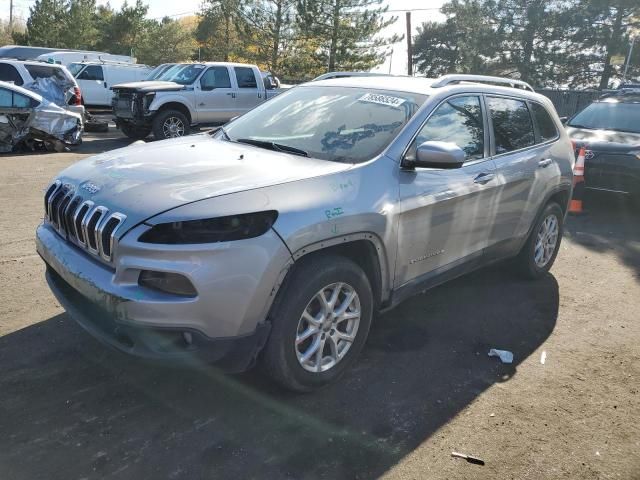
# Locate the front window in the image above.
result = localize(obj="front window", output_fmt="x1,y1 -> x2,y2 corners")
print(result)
406,95 -> 484,161
77,65 -> 104,81
157,64 -> 206,85
568,100 -> 640,134
223,86 -> 427,163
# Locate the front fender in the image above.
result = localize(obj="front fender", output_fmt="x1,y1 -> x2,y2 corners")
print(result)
149,93 -> 197,122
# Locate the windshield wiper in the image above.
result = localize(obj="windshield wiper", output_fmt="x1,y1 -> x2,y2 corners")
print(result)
567,124 -> 594,130
236,138 -> 309,157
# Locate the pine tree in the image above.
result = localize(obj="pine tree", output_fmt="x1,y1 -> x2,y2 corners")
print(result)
297,0 -> 399,72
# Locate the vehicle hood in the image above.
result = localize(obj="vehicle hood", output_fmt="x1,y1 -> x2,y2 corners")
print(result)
54,134 -> 352,228
112,81 -> 186,93
566,126 -> 640,151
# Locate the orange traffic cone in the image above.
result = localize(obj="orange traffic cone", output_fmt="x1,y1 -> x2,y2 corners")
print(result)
569,147 -> 586,214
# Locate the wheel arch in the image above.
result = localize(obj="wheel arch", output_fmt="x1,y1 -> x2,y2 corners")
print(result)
283,233 -> 392,311
155,101 -> 193,125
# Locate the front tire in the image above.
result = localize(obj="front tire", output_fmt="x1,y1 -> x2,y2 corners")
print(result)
516,202 -> 564,279
152,109 -> 190,140
261,255 -> 373,392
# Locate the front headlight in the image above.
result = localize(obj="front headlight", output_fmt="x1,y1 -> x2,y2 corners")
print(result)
138,210 -> 278,244
629,150 -> 640,160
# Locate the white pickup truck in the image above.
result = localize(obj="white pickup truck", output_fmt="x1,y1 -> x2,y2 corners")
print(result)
112,62 -> 284,140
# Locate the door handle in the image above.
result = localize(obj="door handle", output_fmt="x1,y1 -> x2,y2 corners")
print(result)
473,173 -> 495,185
199,102 -> 205,106
538,158 -> 553,168
226,93 -> 236,98
104,81 -> 107,88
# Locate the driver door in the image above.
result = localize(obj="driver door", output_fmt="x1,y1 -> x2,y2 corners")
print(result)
396,95 -> 500,288
195,66 -> 237,123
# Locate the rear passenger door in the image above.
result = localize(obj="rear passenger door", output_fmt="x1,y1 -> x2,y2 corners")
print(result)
487,96 -> 559,252
232,67 -> 260,115
396,95 -> 499,288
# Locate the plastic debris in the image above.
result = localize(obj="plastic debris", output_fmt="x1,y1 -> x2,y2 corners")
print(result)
451,451 -> 485,466
488,348 -> 514,364
540,351 -> 547,364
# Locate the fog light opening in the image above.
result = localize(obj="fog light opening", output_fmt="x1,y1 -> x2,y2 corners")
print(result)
138,270 -> 197,297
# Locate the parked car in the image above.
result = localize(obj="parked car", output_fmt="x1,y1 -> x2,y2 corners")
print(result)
565,89 -> 640,201
69,61 -> 151,107
0,81 -> 83,152
0,59 -> 82,106
111,62 -> 284,140
36,51 -> 136,67
36,74 -> 573,391
0,45 -> 78,61
145,63 -> 178,81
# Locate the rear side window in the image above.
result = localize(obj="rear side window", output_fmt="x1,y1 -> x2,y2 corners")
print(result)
200,67 -> 231,90
487,97 -> 535,154
234,67 -> 257,88
0,87 -> 37,108
0,63 -> 24,86
407,95 -> 484,161
77,65 -> 104,81
531,102 -> 558,142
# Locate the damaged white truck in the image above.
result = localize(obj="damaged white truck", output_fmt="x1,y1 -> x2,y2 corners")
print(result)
112,62 -> 283,141
0,81 -> 83,152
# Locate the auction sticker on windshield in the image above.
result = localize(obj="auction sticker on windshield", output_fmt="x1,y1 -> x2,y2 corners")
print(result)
358,93 -> 406,108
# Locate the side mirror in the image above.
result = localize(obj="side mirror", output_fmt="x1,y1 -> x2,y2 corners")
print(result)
559,116 -> 568,125
404,141 -> 465,169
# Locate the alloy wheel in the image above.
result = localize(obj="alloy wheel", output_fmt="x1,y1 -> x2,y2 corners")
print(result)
534,213 -> 559,268
163,116 -> 185,138
295,282 -> 361,373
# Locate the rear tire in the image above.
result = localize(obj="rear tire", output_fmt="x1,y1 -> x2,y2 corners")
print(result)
516,202 -> 564,279
261,255 -> 373,392
120,123 -> 150,140
152,109 -> 190,140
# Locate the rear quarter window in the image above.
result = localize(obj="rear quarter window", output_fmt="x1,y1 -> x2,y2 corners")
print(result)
531,102 -> 558,142
0,63 -> 24,86
487,96 -> 535,154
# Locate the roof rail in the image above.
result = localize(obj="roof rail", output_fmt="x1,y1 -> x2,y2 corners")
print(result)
431,74 -> 535,92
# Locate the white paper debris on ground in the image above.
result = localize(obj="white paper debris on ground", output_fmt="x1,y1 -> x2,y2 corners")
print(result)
488,348 -> 514,364
540,351 -> 547,364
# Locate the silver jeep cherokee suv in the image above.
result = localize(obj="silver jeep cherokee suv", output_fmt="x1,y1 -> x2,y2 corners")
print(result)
37,74 -> 574,391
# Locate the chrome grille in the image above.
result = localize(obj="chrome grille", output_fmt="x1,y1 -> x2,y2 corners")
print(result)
43,182 -> 127,263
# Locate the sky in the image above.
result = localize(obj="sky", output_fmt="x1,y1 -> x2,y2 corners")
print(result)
2,0 -> 447,75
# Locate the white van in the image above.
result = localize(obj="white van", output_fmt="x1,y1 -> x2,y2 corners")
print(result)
69,62 -> 151,106
37,51 -> 136,67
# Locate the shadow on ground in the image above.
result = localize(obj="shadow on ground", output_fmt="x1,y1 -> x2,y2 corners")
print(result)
0,267 -> 558,480
565,192 -> 640,280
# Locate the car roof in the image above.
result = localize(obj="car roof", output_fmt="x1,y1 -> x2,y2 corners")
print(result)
303,75 -> 548,102
0,59 -> 66,68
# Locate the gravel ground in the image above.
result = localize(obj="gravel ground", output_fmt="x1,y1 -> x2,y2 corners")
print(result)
1,132 -> 639,480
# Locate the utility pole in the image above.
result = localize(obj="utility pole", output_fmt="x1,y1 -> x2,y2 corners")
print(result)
9,0 -> 13,31
406,11 -> 412,76
622,36 -> 636,83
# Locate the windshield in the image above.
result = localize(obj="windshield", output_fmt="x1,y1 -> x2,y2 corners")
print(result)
223,86 -> 427,163
67,63 -> 84,76
568,100 -> 640,134
156,64 -> 205,85
146,64 -> 175,81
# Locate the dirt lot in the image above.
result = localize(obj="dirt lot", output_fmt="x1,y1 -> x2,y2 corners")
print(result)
1,131 -> 639,480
